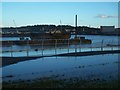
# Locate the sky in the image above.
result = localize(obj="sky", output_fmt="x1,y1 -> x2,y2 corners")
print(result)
1,0 -> 120,2
1,2 -> 118,28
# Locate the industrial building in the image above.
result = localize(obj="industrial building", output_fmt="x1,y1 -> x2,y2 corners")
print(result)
100,26 -> 115,33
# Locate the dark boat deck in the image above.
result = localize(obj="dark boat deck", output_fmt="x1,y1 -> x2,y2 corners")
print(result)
1,38 -> 91,46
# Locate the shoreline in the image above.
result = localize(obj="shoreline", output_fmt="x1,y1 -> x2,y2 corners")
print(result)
1,34 -> 120,37
3,77 -> 119,88
1,50 -> 120,67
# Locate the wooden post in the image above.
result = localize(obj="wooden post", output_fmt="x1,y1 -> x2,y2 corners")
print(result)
55,39 -> 57,55
75,44 -> 77,53
79,40 -> 81,52
10,41 -> 13,57
26,40 -> 29,57
101,40 -> 104,51
91,42 -> 92,51
68,39 -> 69,53
111,40 -> 113,51
42,39 -> 44,56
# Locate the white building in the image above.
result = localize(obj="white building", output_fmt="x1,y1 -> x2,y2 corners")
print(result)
100,26 -> 115,33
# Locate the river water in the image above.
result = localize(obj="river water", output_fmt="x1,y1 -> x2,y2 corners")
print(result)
2,54 -> 119,82
0,35 -> 119,57
1,35 -> 119,82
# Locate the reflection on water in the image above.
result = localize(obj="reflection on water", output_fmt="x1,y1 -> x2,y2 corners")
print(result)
0,37 -> 30,41
1,35 -> 119,82
1,35 -> 119,42
71,35 -> 119,43
1,45 -> 119,57
2,54 -> 119,82
1,35 -> 119,57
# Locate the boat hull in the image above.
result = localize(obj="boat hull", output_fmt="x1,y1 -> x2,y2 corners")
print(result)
30,33 -> 71,40
1,38 -> 92,46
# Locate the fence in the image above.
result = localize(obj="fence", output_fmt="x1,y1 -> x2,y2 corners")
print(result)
1,39 -> 120,57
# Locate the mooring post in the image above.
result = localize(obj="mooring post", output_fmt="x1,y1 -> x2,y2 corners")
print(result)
68,39 -> 69,53
42,39 -> 44,56
10,41 -> 13,57
90,45 -> 92,51
111,40 -> 113,51
75,44 -> 77,53
79,40 -> 81,52
101,40 -> 104,51
26,40 -> 29,57
55,39 -> 57,55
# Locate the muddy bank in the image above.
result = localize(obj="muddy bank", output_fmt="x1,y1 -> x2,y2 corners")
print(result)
3,77 -> 119,88
1,56 -> 44,67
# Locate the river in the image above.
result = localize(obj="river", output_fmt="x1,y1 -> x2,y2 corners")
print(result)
2,54 -> 119,82
0,35 -> 119,57
0,35 -> 119,83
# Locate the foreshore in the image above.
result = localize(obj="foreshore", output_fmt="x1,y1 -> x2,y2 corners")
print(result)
3,77 -> 119,88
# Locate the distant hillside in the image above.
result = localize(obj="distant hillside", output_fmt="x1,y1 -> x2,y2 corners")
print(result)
1,24 -> 120,36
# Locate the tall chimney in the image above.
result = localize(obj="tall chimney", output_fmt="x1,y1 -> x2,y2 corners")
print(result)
75,15 -> 77,37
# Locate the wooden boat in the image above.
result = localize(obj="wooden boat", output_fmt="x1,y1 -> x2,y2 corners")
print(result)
1,32 -> 92,46
1,38 -> 91,46
30,29 -> 71,40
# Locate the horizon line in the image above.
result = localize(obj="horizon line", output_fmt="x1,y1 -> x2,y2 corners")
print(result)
1,24 -> 118,29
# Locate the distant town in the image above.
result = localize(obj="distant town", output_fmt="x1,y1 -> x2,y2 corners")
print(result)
1,25 -> 120,37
